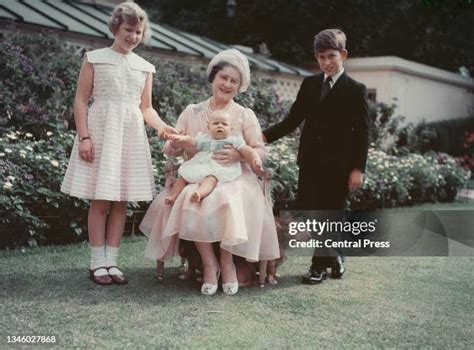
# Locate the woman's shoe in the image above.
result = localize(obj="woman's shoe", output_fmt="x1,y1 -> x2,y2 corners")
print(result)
222,281 -> 239,295
201,269 -> 220,296
222,263 -> 239,295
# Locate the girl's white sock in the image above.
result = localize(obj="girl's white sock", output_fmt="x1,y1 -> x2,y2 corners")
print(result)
90,245 -> 108,276
106,245 -> 123,276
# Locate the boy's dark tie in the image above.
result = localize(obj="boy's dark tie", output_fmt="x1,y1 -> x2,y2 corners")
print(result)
320,76 -> 332,101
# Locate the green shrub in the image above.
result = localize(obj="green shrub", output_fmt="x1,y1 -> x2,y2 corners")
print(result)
349,149 -> 471,209
397,117 -> 474,173
0,35 -> 80,136
266,137 -> 299,209
1,130 -> 88,246
1,32 -> 471,247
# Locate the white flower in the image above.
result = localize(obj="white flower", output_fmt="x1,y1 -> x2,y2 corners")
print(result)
20,154 -> 26,159
46,131 -> 53,137
5,148 -> 13,154
25,133 -> 33,138
0,153 -> 5,157
50,160 -> 59,167
35,155 -> 42,160
7,176 -> 15,181
25,146 -> 33,151
6,132 -> 17,140
4,182 -> 13,189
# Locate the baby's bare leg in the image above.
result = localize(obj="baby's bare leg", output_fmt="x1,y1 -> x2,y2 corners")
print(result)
190,176 -> 218,202
165,177 -> 188,205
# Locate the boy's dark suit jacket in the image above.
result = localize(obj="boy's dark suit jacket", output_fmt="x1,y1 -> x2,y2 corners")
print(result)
263,72 -> 369,210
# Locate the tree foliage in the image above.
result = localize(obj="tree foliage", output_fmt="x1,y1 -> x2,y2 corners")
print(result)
137,0 -> 474,75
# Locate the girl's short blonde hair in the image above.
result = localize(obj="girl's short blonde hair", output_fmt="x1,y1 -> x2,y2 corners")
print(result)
108,2 -> 151,42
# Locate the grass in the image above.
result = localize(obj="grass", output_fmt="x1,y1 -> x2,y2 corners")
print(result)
1,237 -> 473,349
468,178 -> 474,190
390,198 -> 474,210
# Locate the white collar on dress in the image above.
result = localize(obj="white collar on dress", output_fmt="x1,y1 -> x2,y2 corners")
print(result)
85,47 -> 156,73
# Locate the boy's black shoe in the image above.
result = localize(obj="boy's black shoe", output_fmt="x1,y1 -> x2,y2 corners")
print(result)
301,269 -> 327,284
330,256 -> 345,279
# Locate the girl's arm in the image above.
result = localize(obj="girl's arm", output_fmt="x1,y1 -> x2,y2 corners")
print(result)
163,105 -> 192,157
140,73 -> 178,137
167,134 -> 197,149
74,57 -> 94,162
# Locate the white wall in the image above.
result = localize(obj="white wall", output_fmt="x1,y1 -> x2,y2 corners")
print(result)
345,56 -> 474,123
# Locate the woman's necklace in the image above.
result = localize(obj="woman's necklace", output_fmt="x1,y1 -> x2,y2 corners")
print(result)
205,97 -> 233,121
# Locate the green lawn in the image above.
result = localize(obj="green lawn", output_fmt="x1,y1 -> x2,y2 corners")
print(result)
392,198 -> 474,210
1,237 -> 473,348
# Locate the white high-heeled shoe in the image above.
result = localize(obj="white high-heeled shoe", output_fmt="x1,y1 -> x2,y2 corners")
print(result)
201,269 -> 220,296
222,263 -> 239,295
222,281 -> 239,295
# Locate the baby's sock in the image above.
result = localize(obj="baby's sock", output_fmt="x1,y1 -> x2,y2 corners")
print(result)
106,245 -> 123,276
90,245 -> 108,276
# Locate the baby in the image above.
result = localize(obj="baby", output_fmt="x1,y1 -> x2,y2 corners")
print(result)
165,110 -> 264,204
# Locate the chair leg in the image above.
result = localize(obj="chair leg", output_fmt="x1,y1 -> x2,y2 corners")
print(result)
258,260 -> 267,287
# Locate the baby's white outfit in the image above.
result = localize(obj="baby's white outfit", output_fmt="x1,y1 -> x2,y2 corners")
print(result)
178,132 -> 245,183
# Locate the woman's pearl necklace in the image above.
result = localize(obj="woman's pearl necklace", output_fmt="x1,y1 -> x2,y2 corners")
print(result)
206,98 -> 233,120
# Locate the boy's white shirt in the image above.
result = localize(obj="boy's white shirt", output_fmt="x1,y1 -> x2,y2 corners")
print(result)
324,68 -> 344,89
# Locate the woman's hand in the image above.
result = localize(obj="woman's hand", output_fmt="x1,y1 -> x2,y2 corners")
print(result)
79,139 -> 95,162
212,145 -> 242,165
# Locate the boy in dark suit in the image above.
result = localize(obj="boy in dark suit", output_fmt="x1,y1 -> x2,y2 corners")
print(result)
263,29 -> 369,284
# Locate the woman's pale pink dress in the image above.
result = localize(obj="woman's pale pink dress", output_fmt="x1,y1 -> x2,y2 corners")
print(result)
140,99 -> 280,262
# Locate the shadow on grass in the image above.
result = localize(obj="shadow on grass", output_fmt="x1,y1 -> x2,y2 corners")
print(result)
2,266 -> 306,304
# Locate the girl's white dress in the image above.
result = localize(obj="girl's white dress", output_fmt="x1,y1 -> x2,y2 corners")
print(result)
61,48 -> 156,202
178,133 -> 245,183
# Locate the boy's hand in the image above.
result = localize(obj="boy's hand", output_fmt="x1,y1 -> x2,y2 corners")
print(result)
348,169 -> 364,190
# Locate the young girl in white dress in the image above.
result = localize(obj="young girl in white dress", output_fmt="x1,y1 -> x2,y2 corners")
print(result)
165,110 -> 264,204
61,3 -> 176,285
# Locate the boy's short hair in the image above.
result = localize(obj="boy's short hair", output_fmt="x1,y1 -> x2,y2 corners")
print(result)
313,29 -> 347,53
108,2 -> 151,42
